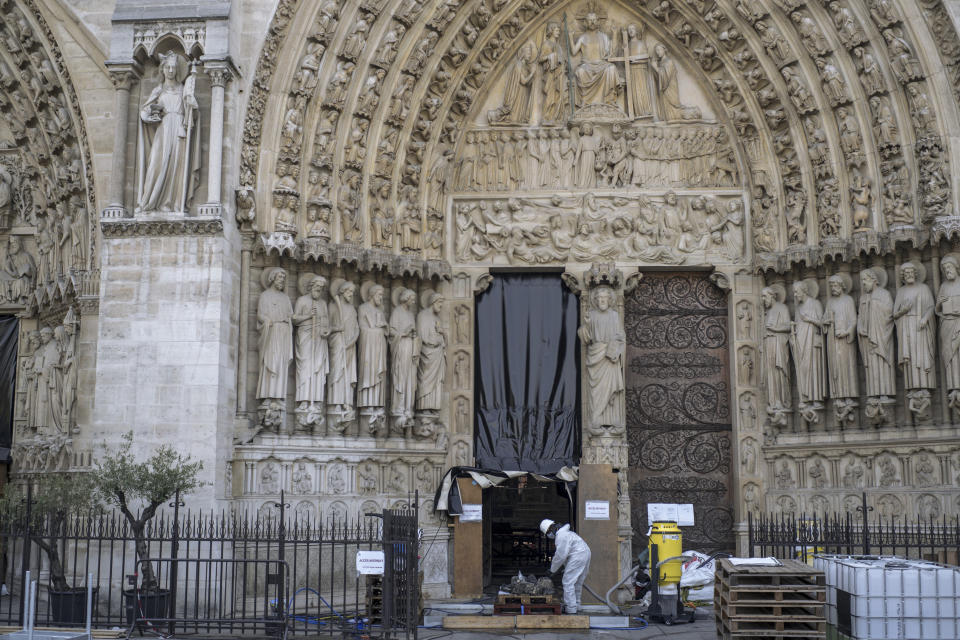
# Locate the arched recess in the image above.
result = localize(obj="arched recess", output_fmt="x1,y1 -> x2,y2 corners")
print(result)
0,0 -> 98,311
1,0 -> 99,475
237,0 -> 960,273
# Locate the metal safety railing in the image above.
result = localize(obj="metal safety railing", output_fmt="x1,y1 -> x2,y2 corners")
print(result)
0,490 -> 421,639
748,493 -> 960,563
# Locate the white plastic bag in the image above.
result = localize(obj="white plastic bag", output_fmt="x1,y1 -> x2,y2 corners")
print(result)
679,551 -> 714,601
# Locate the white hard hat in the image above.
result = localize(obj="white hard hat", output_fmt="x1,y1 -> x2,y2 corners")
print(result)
539,519 -> 555,535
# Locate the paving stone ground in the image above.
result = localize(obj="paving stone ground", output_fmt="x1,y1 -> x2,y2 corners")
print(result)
418,609 -> 719,639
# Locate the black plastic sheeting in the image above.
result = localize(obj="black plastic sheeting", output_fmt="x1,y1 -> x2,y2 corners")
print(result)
0,315 -> 18,461
474,273 -> 580,474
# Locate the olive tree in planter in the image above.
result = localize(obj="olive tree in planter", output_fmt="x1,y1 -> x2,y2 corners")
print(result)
0,474 -> 99,624
89,432 -> 202,622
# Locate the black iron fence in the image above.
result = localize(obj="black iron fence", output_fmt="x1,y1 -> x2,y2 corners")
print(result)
0,491 -> 420,639
748,493 -> 960,564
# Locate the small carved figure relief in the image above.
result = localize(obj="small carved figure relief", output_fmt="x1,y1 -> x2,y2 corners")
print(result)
261,462 -> 280,494
739,392 -> 756,431
877,494 -> 902,518
914,452 -> 937,486
328,463 -> 347,494
842,458 -> 865,488
743,482 -> 760,514
738,346 -> 755,385
736,301 -> 753,340
937,256 -> 960,410
816,57 -> 849,106
740,438 -> 757,475
2,236 -> 36,304
295,501 -> 316,522
823,274 -> 858,422
792,12 -> 829,56
386,462 -> 407,493
830,2 -> 865,47
775,460 -> 795,489
292,462 -> 313,494
917,494 -> 941,520
791,279 -> 825,423
358,462 -> 378,494
853,47 -> 884,95
579,286 -> 625,434
893,262 -> 935,420
878,456 -> 900,487
883,29 -> 922,83
757,21 -> 792,65
809,458 -> 827,489
762,285 -> 792,427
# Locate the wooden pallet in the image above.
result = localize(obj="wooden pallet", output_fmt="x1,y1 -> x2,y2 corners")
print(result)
714,559 -> 827,639
495,594 -> 555,605
493,602 -> 563,616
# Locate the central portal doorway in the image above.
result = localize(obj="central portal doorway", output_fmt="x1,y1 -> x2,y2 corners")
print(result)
625,272 -> 734,554
473,273 -> 581,591
483,477 -> 573,590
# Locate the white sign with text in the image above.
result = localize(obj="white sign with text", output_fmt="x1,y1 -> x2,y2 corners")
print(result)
356,550 -> 385,575
584,500 -> 610,520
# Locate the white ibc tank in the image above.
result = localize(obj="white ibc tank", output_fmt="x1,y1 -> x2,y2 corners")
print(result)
814,555 -> 960,640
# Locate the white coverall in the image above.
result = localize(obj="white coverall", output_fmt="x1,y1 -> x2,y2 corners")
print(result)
549,524 -> 592,613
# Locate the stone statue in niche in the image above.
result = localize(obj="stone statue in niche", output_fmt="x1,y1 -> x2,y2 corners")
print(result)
736,301 -> 753,340
578,286 -> 625,435
762,285 -> 791,428
327,280 -> 359,429
740,439 -> 757,475
60,310 -> 78,433
416,292 -> 446,419
918,494 -> 941,521
822,274 -> 858,423
743,482 -> 760,514
488,43 -> 535,124
791,279 -> 825,424
570,10 -> 623,109
328,463 -> 347,494
893,262 -> 935,420
739,392 -> 756,431
937,255 -> 960,411
809,459 -> 827,489
2,236 -> 36,304
293,274 -> 330,432
136,52 -> 200,215
454,305 -> 470,344
32,327 -> 63,435
854,269 -> 894,425
389,287 -> 418,435
539,22 -> 568,123
358,282 -> 388,436
257,268 -> 294,432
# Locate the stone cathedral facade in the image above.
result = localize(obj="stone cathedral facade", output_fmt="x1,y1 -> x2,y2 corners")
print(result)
2,0 -> 960,597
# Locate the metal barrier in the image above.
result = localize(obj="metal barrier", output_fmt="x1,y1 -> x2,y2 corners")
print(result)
748,493 -> 960,563
0,491 -> 422,638
125,558 -> 289,639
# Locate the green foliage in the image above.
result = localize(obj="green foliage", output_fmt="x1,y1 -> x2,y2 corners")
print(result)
89,431 -> 203,524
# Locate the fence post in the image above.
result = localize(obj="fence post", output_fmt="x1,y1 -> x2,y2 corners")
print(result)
748,511 -> 754,558
857,492 -> 872,555
18,482 -> 33,626
167,489 -> 183,636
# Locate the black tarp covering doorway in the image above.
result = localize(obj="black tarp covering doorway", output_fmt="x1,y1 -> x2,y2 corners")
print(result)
0,315 -> 18,462
474,273 -> 580,473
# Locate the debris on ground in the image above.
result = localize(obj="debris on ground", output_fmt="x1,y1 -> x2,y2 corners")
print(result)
499,571 -> 555,596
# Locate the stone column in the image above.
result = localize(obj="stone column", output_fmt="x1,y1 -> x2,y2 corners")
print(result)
102,66 -> 139,219
199,62 -> 235,217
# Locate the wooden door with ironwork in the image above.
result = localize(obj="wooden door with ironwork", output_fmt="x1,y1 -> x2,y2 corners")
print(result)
625,272 -> 734,554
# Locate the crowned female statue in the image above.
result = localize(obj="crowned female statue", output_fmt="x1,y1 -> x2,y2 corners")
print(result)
136,51 -> 201,214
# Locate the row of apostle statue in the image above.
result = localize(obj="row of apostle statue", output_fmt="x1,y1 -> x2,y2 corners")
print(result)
18,308 -> 78,436
762,257 -> 960,427
255,267 -> 446,439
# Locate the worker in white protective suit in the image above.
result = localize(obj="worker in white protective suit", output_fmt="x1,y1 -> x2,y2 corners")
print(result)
540,519 -> 592,614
